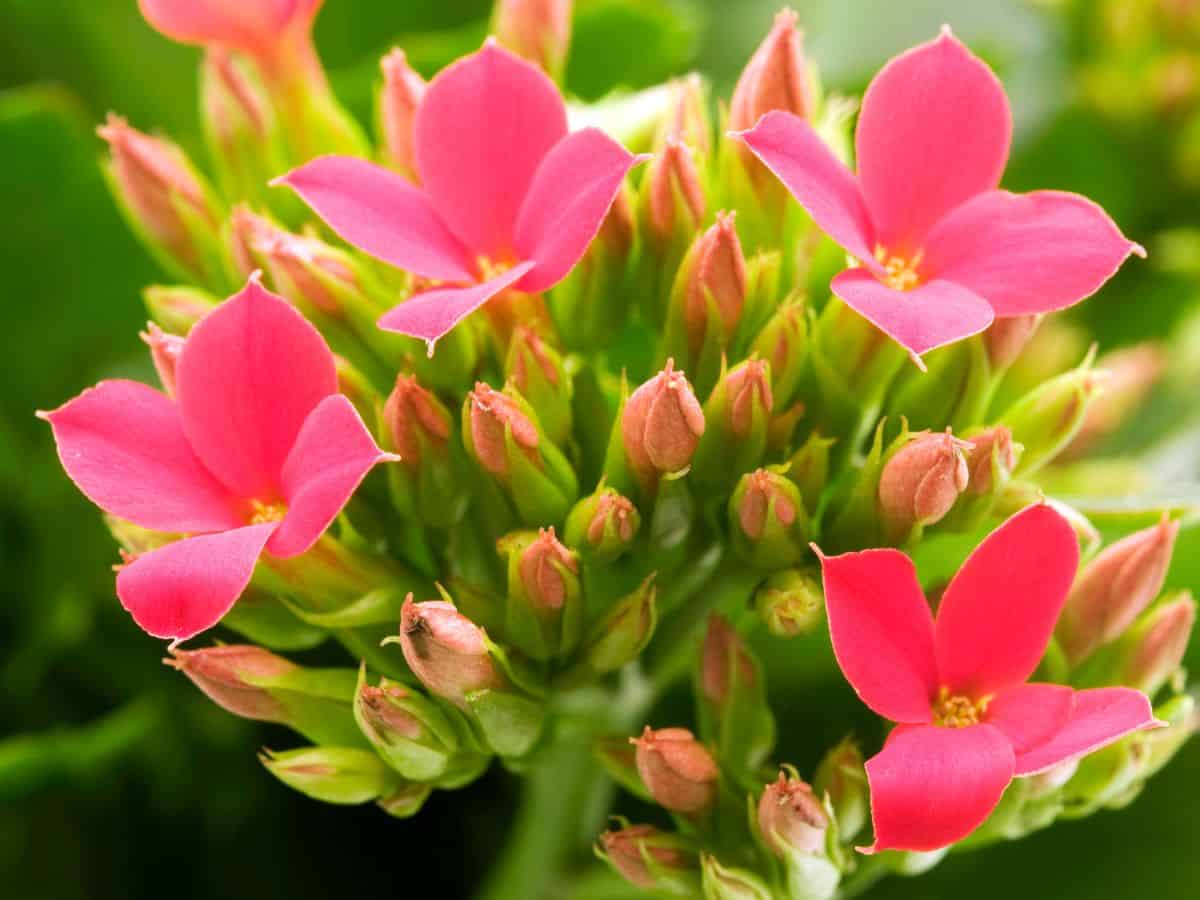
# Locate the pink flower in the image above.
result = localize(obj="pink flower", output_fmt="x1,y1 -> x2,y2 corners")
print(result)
733,28 -> 1144,365
39,276 -> 396,641
139,0 -> 321,59
816,504 -> 1162,853
276,40 -> 647,351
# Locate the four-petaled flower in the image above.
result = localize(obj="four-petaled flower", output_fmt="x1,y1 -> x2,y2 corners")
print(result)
817,504 -> 1162,853
276,39 -> 647,352
40,276 -> 397,641
734,27 -> 1144,366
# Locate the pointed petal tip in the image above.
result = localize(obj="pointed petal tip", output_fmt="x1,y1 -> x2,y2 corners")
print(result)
908,349 -> 929,372
855,843 -> 878,856
1131,241 -> 1148,259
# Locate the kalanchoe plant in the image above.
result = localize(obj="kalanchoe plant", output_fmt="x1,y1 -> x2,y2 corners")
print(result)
37,2 -> 1195,898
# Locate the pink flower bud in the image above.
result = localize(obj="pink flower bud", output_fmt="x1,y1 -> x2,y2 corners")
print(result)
645,139 -> 705,246
140,322 -> 186,398
877,430 -> 971,539
383,374 -> 452,468
700,614 -> 756,708
729,9 -> 811,132
983,314 -> 1043,369
597,185 -> 635,258
517,527 -> 580,610
1067,342 -> 1167,457
202,49 -> 270,149
599,824 -> 697,890
379,49 -> 426,181
586,491 -> 639,547
397,595 -> 503,709
356,679 -> 426,744
721,358 -> 773,439
685,212 -> 747,354
1122,594 -> 1195,695
965,425 -> 1018,497
1059,517 -> 1181,665
621,360 -> 706,490
736,468 -> 799,541
466,382 -> 541,478
139,0 -> 322,59
757,771 -> 829,857
508,327 -> 563,396
492,0 -> 573,77
657,73 -> 711,157
631,726 -> 720,815
165,644 -> 295,722
228,204 -> 275,277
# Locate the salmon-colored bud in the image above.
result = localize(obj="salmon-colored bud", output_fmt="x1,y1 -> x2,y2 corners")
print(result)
729,8 -> 811,131
657,73 -> 711,156
228,204 -> 275,277
597,185 -> 635,258
983,314 -> 1043,369
878,430 -> 971,539
165,644 -> 295,722
518,527 -> 580,610
757,771 -> 828,857
258,227 -> 359,315
383,374 -> 452,467
203,49 -> 269,147
685,212 -> 747,354
631,726 -> 719,815
598,824 -> 698,891
466,382 -> 540,478
565,486 -> 642,562
646,139 -> 705,245
965,425 -> 1018,497
1059,517 -> 1181,665
397,595 -> 503,709
1068,343 -> 1167,456
1121,594 -> 1195,695
700,614 -> 756,708
509,327 -> 560,391
589,492 -> 637,545
493,0 -> 573,78
621,360 -> 706,489
140,322 -> 186,398
736,468 -> 799,541
356,680 -> 426,743
379,48 -> 426,181
723,358 -> 774,439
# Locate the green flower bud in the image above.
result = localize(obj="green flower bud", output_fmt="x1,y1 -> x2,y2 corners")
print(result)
787,431 -> 835,513
597,822 -> 700,894
142,284 -> 219,335
353,667 -> 463,782
1134,694 -> 1197,780
499,528 -> 583,661
755,567 -> 824,638
377,48 -> 425,182
506,326 -> 572,446
813,738 -> 869,843
377,782 -> 432,819
751,298 -> 809,409
701,854 -> 773,900
696,615 -> 775,774
730,467 -> 810,569
692,358 -> 774,489
575,576 -> 658,676
564,485 -> 642,563
259,746 -> 401,805
1000,350 -> 1104,476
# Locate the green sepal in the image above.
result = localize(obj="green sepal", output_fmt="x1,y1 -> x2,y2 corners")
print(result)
464,689 -> 545,758
259,746 -> 401,805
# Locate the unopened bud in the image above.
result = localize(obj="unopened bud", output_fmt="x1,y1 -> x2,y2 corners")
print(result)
621,360 -> 706,493
964,425 -> 1019,497
813,738 -> 868,842
597,184 -> 636,259
755,567 -> 824,637
201,49 -> 282,204
877,430 -> 970,543
632,726 -> 720,815
1135,694 -> 1197,780
758,771 -> 828,858
656,73 -> 712,157
693,359 -> 774,488
354,669 -> 459,782
396,595 -> 503,709
984,314 -> 1043,369
260,746 -> 400,805
565,485 -> 641,562
576,575 -> 658,676
464,382 -> 540,479
166,644 -> 295,722
752,299 -> 808,409
684,212 -> 747,356
701,854 -> 773,900
1058,517 -> 1181,665
492,0 -> 573,79
379,49 -> 426,181
1002,352 -> 1105,476
384,374 -> 452,468
700,614 -> 756,709
516,527 -> 580,611
597,823 -> 699,892
506,326 -> 572,445
644,139 -> 706,248
729,9 -> 811,132
142,284 -> 219,334
377,782 -> 433,819
1067,342 -> 1167,457
1118,592 -> 1195,695
731,467 -> 808,568
140,322 -> 185,397
501,528 -> 583,661
787,431 -> 834,513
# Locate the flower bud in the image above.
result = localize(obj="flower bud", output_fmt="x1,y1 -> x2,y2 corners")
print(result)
1134,693 -> 1197,780
516,527 -> 580,610
644,139 -> 706,250
684,212 -> 747,357
751,299 -> 808,409
701,854 -> 773,900
620,360 -> 706,493
378,48 -> 426,181
464,382 -> 541,480
564,485 -> 641,563
813,737 -> 869,843
500,528 -> 583,661
754,567 -> 824,637
506,326 -> 572,446
201,49 -> 283,204
354,669 -> 460,782
397,595 -> 504,709
575,575 -> 658,677
1117,592 -> 1195,695
983,314 -> 1042,369
787,431 -> 834,514
166,644 -> 295,722
492,0 -> 573,80
377,782 -> 433,819
655,73 -> 712,157
98,114 -> 223,283
696,613 -> 775,773
384,374 -> 452,469
700,614 -> 756,710
730,467 -> 809,569
964,425 -> 1019,497
597,823 -> 699,892
259,746 -> 401,805
877,430 -> 970,544
693,358 -> 774,488
140,322 -> 185,398
729,9 -> 811,132
1066,342 -> 1167,457
758,771 -> 828,858
1001,352 -> 1105,476
1058,517 -> 1181,665
142,284 -> 220,334
631,726 -> 720,815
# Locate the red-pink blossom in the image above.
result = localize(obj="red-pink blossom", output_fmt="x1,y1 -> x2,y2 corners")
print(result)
139,0 -> 321,59
276,41 -> 647,351
39,276 -> 396,641
817,504 -> 1162,853
734,29 -> 1143,365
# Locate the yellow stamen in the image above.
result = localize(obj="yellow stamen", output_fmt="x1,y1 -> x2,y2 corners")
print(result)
873,245 -> 924,292
933,685 -> 989,728
476,255 -> 513,281
249,499 -> 287,524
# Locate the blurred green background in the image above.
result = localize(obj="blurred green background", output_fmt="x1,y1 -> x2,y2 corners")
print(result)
2,0 -> 1197,897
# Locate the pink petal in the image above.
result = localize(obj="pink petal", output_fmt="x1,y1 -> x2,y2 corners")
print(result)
856,29 -> 1011,254
934,504 -> 1079,698
819,547 -> 938,725
863,723 -> 1014,853
984,683 -> 1074,756
176,277 -> 337,501
268,396 -> 397,558
416,40 -> 568,258
273,156 -> 473,283
513,128 -> 646,293
116,523 -> 277,640
39,380 -> 240,533
138,0 -> 317,55
733,110 -> 876,265
1014,687 -> 1162,777
922,190 -> 1145,316
831,268 -> 995,359
377,260 -> 535,350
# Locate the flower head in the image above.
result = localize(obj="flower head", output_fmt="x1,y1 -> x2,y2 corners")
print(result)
39,276 -> 396,640
277,41 -> 647,351
734,28 -> 1143,364
817,504 -> 1162,852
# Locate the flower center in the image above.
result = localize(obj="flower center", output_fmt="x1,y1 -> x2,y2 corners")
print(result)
248,499 -> 288,525
874,245 -> 924,292
476,255 -> 514,281
933,686 -> 989,728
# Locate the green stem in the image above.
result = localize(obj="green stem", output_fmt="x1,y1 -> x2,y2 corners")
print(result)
836,857 -> 888,900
